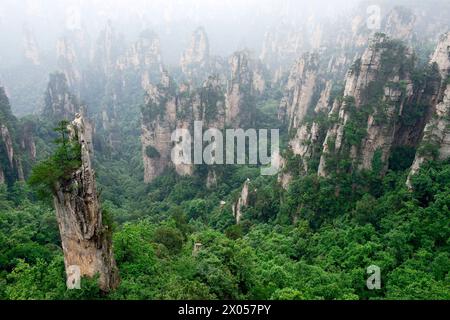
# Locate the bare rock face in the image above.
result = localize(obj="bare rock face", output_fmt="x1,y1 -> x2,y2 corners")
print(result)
20,120 -> 36,162
319,34 -> 415,177
232,179 -> 251,224
56,29 -> 91,95
383,7 -> 416,42
260,22 -> 309,83
277,52 -> 331,179
23,26 -> 40,66
43,73 -> 81,121
225,51 -> 260,128
93,21 -> 125,79
180,27 -> 211,85
0,87 -> 30,184
141,72 -> 177,183
141,71 -> 227,183
408,32 -> 450,186
116,29 -> 164,90
281,53 -> 321,131
53,114 -> 119,292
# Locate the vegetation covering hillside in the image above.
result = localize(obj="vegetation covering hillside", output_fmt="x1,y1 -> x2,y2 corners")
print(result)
0,153 -> 448,299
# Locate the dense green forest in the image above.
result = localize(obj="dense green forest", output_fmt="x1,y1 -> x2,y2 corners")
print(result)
1,149 -> 449,299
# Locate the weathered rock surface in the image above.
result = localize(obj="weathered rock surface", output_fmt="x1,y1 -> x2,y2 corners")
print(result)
141,71 -> 227,183
0,87 -> 34,184
116,29 -> 164,90
232,179 -> 251,224
180,27 -> 211,85
319,34 -> 415,177
225,51 -> 261,128
53,113 -> 119,292
43,73 -> 81,121
23,26 -> 40,66
408,32 -> 450,185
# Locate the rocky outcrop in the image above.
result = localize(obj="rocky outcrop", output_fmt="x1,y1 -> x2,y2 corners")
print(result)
225,51 -> 261,128
232,179 -> 251,224
56,30 -> 91,95
319,34 -> 415,177
23,26 -> 40,66
383,7 -> 416,42
408,32 -> 450,185
260,22 -> 308,83
53,113 -> 119,292
43,73 -> 81,121
93,21 -> 125,79
116,29 -> 164,90
0,87 -> 31,185
277,52 -> 332,178
141,72 -> 176,183
279,53 -> 321,130
180,27 -> 211,85
141,72 -> 227,183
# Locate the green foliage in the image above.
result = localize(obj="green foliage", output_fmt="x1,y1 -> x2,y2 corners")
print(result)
389,146 -> 416,172
418,140 -> 440,159
2,159 -> 450,300
153,226 -> 184,255
371,148 -> 384,175
145,145 -> 160,159
28,121 -> 81,199
343,97 -> 369,147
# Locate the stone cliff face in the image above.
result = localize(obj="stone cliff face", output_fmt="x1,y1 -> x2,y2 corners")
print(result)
383,7 -> 416,43
278,53 -> 321,130
56,29 -> 92,96
318,34 -> 415,177
180,27 -> 211,86
141,71 -> 179,183
93,21 -> 125,79
116,29 -> 164,90
0,87 -> 33,185
277,52 -> 332,179
141,72 -> 227,183
140,50 -> 259,179
53,113 -> 119,292
408,32 -> 450,185
232,179 -> 251,224
279,32 -> 443,185
23,26 -> 40,66
43,73 -> 81,121
260,22 -> 310,83
225,51 -> 263,128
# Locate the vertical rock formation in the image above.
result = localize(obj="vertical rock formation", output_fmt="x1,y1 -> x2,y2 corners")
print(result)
277,52 -> 332,180
57,37 -> 82,94
53,113 -> 119,292
408,32 -> 450,185
116,29 -> 164,90
141,71 -> 227,183
225,51 -> 260,128
93,21 -> 125,79
232,179 -> 251,224
56,29 -> 91,95
319,34 -> 415,177
260,22 -> 307,83
180,27 -> 211,85
279,53 -> 321,130
383,6 -> 416,43
141,71 -> 178,183
23,26 -> 40,66
0,87 -> 31,185
43,73 -> 81,121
